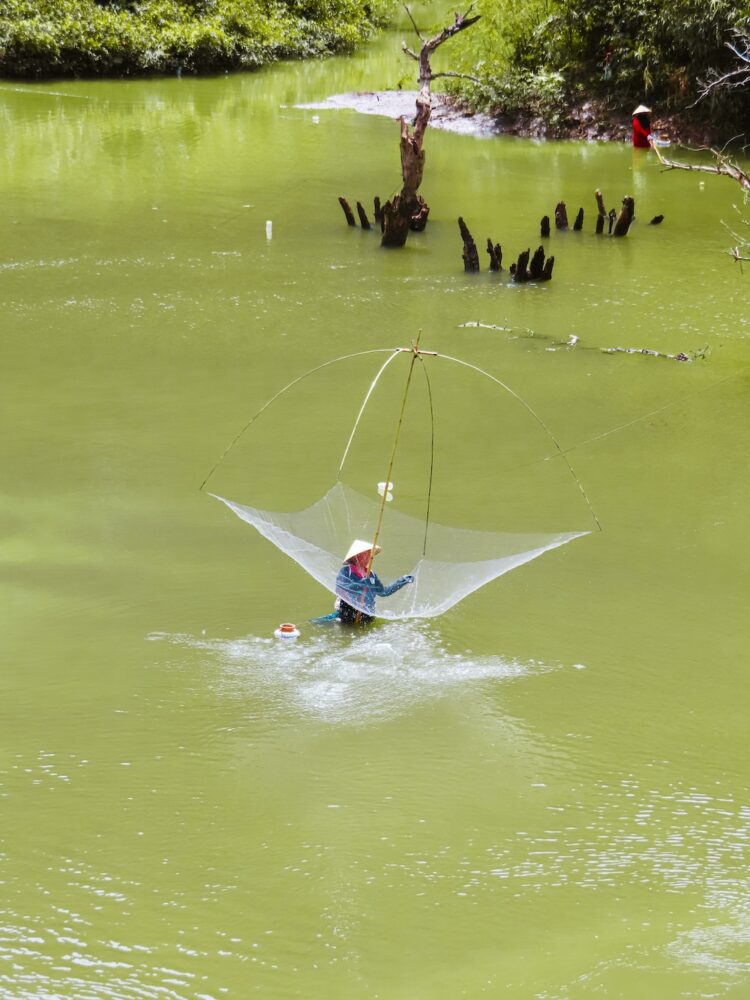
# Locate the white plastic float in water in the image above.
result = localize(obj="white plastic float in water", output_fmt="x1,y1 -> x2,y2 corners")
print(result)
274,623 -> 300,639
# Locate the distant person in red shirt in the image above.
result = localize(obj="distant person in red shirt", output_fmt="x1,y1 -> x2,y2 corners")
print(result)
632,104 -> 652,148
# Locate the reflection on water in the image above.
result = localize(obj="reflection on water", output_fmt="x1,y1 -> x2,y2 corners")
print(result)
151,622 -> 553,725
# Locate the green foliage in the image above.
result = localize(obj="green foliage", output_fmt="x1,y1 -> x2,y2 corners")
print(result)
460,66 -> 567,125
0,0 -> 393,77
452,0 -> 750,126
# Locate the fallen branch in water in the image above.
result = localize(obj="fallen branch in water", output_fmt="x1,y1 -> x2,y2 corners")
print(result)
459,323 -> 709,362
601,345 -> 709,362
650,139 -> 750,191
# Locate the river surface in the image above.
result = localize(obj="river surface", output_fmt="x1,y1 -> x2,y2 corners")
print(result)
2,26 -> 750,1000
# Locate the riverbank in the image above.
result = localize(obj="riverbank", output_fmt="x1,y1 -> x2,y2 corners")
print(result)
299,89 -> 722,147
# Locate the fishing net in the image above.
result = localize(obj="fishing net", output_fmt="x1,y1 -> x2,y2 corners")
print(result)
213,483 -> 586,620
205,346 -> 595,620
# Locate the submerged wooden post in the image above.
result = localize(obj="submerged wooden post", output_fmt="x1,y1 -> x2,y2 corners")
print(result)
541,215 -> 551,238
573,207 -> 584,231
458,217 -> 480,272
595,189 -> 607,235
356,201 -> 371,230
338,196 -> 356,226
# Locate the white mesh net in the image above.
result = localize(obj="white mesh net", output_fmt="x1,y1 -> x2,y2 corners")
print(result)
213,483 -> 587,620
206,347 -> 597,621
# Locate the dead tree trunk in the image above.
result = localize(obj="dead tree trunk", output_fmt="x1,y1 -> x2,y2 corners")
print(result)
541,215 -> 551,238
381,5 -> 480,248
573,207 -> 584,231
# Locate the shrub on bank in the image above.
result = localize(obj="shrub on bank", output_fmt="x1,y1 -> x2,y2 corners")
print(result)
0,0 -> 392,78
449,0 -> 750,130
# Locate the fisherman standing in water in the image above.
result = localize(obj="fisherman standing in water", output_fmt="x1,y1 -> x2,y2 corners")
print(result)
632,104 -> 652,148
334,539 -> 414,624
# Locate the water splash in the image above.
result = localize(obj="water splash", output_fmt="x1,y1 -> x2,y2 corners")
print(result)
150,622 -> 552,725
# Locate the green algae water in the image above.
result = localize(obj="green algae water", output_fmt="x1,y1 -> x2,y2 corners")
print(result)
2,30 -> 750,1000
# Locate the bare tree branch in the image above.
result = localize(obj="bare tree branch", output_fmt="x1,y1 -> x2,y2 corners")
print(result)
402,42 -> 419,61
402,3 -> 425,43
690,30 -> 750,106
650,138 -> 750,190
430,70 -> 481,84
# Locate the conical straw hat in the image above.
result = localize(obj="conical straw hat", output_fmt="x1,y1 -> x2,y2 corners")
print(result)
345,539 -> 381,561
632,104 -> 652,116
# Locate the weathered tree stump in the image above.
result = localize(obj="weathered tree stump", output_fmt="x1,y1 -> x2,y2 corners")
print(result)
573,207 -> 584,231
356,201 -> 371,230
529,245 -> 546,279
338,196 -> 356,227
510,246 -> 553,282
613,196 -> 635,236
381,195 -> 411,247
374,196 -> 383,228
555,202 -> 568,230
458,217 -> 480,272
486,239 -> 503,271
511,248 -> 530,282
649,214 -> 664,225
608,208 -> 616,235
541,215 -> 550,238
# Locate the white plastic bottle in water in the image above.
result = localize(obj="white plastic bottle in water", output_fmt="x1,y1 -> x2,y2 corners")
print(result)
265,220 -> 273,240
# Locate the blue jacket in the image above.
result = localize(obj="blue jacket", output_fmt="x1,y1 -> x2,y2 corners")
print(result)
335,564 -> 411,613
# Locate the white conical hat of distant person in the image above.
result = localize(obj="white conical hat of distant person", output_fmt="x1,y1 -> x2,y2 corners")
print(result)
632,104 -> 652,115
345,539 -> 382,561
